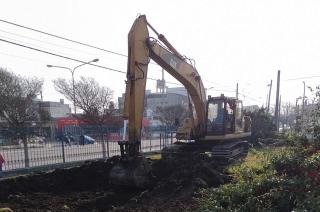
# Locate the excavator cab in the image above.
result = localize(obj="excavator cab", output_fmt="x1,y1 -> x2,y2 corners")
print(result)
206,94 -> 244,136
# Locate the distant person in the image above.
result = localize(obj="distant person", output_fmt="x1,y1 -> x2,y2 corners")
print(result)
0,152 -> 5,178
65,134 -> 71,146
79,134 -> 85,145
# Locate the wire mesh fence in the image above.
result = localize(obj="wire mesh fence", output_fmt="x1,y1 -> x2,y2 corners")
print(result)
0,129 -> 176,174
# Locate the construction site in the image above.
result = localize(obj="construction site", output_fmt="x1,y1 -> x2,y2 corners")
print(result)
1,1 -> 320,211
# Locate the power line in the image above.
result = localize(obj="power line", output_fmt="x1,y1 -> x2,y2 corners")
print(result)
0,34 -> 87,62
0,28 -> 98,57
0,37 -> 181,85
0,37 -> 126,74
0,19 -> 169,67
284,75 -> 320,81
0,36 -> 265,99
0,51 -> 51,64
204,80 -> 234,87
238,92 -> 264,103
0,18 -> 128,58
210,88 -> 236,93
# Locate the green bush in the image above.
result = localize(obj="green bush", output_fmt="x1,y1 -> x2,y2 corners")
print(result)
245,108 -> 276,146
194,145 -> 320,211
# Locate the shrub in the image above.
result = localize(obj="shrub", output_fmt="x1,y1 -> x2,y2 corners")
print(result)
194,145 -> 320,211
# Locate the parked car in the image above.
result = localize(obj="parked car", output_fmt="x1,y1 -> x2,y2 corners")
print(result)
79,135 -> 95,145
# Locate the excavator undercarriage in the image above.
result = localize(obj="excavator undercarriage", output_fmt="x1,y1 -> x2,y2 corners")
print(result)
162,140 -> 249,164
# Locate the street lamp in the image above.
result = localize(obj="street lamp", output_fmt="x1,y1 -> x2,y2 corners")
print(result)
47,58 -> 99,114
205,87 -> 214,97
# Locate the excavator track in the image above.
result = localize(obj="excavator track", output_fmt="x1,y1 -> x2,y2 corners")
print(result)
161,140 -> 249,165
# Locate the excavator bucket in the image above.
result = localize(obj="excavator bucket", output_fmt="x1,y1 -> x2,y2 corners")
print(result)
109,155 -> 153,188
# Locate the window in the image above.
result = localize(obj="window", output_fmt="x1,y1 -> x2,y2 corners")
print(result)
208,103 -> 218,121
207,101 -> 224,123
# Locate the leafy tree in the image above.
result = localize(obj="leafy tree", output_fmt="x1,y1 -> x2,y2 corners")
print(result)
53,77 -> 115,157
0,67 -> 43,167
245,108 -> 276,143
308,85 -> 320,141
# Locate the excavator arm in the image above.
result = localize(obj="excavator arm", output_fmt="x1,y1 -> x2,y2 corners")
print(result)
123,15 -> 206,156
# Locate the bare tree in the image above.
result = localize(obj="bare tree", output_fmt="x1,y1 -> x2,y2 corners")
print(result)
53,77 -> 115,157
280,103 -> 296,132
306,86 -> 320,140
0,68 -> 43,167
156,104 -> 188,130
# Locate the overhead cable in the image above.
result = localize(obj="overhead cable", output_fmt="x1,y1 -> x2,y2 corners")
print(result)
0,18 -> 127,57
0,37 -> 181,85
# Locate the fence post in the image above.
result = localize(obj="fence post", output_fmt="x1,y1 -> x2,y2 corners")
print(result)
61,136 -> 66,163
101,133 -> 106,159
171,132 -> 173,145
106,136 -> 110,158
166,131 -> 168,146
164,128 -> 166,147
23,135 -> 30,168
149,133 -> 152,152
160,133 -> 162,149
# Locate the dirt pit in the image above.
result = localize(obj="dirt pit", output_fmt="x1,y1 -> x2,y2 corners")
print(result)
0,154 -> 229,211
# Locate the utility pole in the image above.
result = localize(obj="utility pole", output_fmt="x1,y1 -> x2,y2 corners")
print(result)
274,70 -> 280,131
279,95 -> 281,130
301,81 -> 306,133
236,83 -> 239,99
267,80 -> 272,113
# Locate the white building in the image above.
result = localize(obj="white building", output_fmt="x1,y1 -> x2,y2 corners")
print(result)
39,99 -> 71,118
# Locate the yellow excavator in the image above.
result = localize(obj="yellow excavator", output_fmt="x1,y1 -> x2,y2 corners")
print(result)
109,15 -> 251,187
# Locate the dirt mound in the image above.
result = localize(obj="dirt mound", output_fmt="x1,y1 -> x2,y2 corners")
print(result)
0,157 -> 143,211
117,154 -> 228,211
0,157 -> 118,197
0,154 -> 227,211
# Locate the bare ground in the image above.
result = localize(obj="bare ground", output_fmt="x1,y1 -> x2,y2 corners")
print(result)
0,155 -> 228,211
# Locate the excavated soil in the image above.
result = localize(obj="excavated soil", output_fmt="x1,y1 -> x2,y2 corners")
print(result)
0,155 -> 229,211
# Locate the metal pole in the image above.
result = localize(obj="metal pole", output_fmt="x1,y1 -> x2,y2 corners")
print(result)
267,80 -> 272,113
274,70 -> 281,131
165,127 -> 167,147
160,133 -> 162,149
106,130 -> 110,158
71,70 -> 76,114
279,95 -> 281,130
46,58 -> 99,114
149,134 -> 152,152
236,83 -> 239,99
23,134 -> 30,168
102,139 -> 106,159
61,135 -> 66,163
301,81 -> 306,133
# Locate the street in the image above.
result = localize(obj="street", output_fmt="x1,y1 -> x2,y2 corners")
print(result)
0,138 -> 172,171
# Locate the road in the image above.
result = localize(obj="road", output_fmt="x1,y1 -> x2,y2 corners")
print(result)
0,137 -> 173,171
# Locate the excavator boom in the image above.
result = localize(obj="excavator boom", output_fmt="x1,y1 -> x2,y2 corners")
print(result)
124,15 -> 207,153
123,15 -> 150,156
